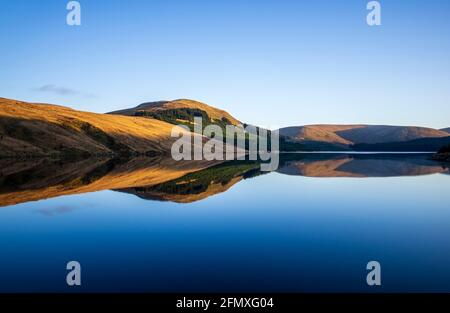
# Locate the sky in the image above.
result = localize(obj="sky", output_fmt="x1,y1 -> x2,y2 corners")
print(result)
0,0 -> 449,129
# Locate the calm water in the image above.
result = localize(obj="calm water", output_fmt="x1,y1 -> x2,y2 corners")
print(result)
0,154 -> 449,292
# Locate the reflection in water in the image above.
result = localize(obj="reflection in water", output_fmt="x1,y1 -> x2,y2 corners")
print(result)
1,153 -> 450,293
0,156 -> 217,207
117,161 -> 263,203
277,153 -> 450,177
0,153 -> 449,207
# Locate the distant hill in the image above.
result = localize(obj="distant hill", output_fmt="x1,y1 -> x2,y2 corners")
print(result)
109,99 -> 241,130
353,136 -> 450,152
441,127 -> 450,134
279,124 -> 449,146
0,97 -> 201,158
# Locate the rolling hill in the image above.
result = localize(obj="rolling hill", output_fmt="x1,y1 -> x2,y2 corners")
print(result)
2,96 -> 449,156
279,124 -> 450,146
109,99 -> 242,130
0,97 -> 202,158
441,127 -> 450,134
352,136 -> 450,151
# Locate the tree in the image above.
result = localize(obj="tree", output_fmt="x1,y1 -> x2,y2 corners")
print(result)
438,144 -> 450,154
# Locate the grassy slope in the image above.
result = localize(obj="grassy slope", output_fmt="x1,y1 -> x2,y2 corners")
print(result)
109,99 -> 241,126
0,97 -> 196,157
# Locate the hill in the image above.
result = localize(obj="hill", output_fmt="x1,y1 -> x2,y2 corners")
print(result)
441,128 -> 450,134
2,97 -> 448,156
109,99 -> 241,131
352,136 -> 450,152
0,97 -> 200,158
279,125 -> 449,146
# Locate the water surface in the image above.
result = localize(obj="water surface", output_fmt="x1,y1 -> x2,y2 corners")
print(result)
0,153 -> 449,292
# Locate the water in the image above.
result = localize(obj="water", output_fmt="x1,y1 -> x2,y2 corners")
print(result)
0,153 -> 449,292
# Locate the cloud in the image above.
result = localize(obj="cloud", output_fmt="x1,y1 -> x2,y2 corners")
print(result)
33,84 -> 95,98
36,205 -> 76,217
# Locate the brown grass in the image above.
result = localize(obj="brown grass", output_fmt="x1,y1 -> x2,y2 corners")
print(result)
0,97 -> 200,157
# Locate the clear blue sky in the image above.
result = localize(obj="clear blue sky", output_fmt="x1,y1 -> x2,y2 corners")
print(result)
1,0 -> 449,129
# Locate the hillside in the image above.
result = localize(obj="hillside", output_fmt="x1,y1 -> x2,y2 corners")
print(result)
0,97 -> 199,158
109,99 -> 242,130
2,97 -> 448,156
441,128 -> 450,134
279,124 -> 449,146
352,136 -> 450,152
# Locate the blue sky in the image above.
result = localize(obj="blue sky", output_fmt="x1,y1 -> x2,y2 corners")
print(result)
0,0 -> 449,129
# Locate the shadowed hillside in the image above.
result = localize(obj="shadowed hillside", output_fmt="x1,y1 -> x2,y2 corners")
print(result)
353,136 -> 450,152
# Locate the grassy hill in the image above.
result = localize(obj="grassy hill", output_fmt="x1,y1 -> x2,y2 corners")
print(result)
279,124 -> 449,146
2,96 -> 448,156
109,99 -> 241,131
0,97 -> 198,158
352,136 -> 450,152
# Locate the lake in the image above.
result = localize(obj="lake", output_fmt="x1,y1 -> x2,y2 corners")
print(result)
0,153 -> 449,292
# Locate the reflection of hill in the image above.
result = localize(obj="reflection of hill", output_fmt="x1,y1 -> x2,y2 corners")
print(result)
0,157 -> 218,207
1,154 -> 449,207
277,154 -> 362,177
117,161 -> 263,203
277,153 -> 450,177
